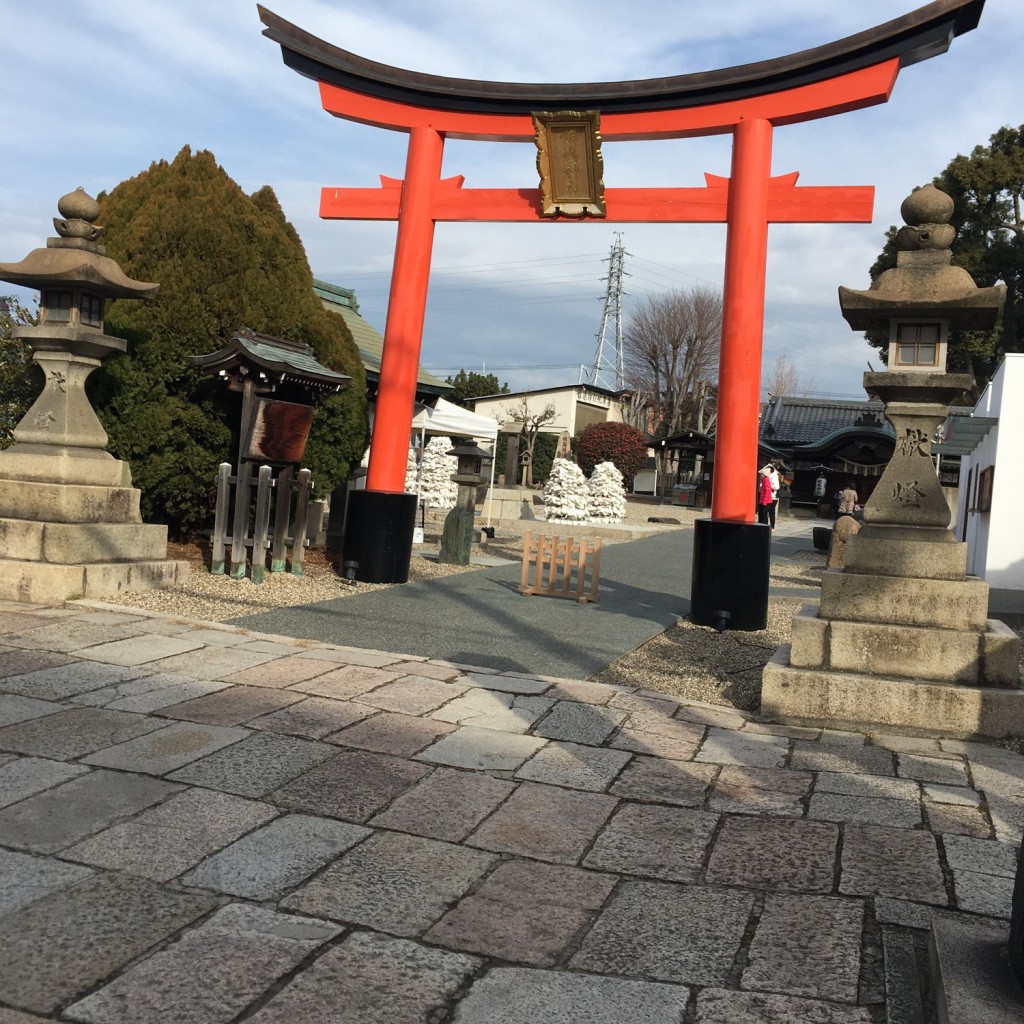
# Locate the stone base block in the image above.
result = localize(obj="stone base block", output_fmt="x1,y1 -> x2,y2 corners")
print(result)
0,448 -> 132,487
0,559 -> 189,606
845,529 -> 967,580
984,620 -> 1024,689
820,570 -> 989,630
829,619 -> 982,684
761,646 -> 1024,739
929,915 -> 1024,1024
0,479 -> 141,524
0,519 -> 169,564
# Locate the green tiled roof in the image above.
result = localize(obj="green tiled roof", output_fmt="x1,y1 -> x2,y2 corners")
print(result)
314,279 -> 451,397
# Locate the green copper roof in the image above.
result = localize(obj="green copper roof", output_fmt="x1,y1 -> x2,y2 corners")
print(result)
314,279 -> 451,398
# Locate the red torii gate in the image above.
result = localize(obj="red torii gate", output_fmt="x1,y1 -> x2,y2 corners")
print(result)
260,1 -> 984,618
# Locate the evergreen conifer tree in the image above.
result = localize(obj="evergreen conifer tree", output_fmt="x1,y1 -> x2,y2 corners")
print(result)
93,147 -> 368,536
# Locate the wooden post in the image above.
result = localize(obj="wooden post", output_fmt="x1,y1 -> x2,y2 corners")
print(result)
210,462 -> 231,575
291,468 -> 313,576
271,464 -> 294,573
229,461 -> 252,579
250,465 -> 273,584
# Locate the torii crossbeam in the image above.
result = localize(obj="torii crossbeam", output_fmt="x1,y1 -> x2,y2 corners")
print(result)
259,0 -> 985,613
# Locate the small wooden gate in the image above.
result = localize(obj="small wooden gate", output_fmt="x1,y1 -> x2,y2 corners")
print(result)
519,531 -> 601,604
210,462 -> 313,582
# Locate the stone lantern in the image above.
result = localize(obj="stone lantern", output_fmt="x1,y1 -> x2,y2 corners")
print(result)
438,440 -> 490,565
0,188 -> 187,603
762,183 -> 1023,738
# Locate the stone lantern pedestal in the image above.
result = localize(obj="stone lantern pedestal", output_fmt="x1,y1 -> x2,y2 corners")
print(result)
762,184 -> 1022,738
439,442 -> 488,566
0,189 -> 187,604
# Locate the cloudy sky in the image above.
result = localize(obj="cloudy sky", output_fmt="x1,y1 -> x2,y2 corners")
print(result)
2,1 -> 1022,398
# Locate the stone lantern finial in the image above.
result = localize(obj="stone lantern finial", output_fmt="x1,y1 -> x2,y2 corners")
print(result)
53,187 -> 105,250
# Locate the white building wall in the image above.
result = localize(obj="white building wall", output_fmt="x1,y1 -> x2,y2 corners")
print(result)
957,355 -> 1024,590
472,387 -> 624,437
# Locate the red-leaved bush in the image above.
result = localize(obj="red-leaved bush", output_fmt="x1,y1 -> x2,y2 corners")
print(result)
575,422 -> 649,484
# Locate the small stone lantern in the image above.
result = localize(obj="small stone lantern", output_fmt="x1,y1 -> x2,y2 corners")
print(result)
438,441 -> 490,565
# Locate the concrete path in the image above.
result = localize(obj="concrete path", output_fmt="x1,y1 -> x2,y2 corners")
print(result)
0,599 -> 1018,1022
229,523 -> 819,676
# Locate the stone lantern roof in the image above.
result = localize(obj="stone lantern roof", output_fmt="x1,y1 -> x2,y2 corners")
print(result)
838,183 -> 1004,332
0,187 -> 158,300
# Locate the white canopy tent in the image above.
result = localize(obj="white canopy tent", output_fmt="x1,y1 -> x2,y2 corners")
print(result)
410,398 -> 500,526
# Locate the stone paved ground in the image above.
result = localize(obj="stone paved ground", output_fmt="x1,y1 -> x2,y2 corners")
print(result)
0,600 -> 1020,1023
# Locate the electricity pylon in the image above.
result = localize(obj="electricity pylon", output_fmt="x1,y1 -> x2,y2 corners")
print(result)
588,233 -> 628,391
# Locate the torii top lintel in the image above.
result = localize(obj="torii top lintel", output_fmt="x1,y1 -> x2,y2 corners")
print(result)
258,0 -> 983,141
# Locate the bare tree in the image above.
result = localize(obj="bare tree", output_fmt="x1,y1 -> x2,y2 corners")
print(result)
623,286 -> 722,440
761,350 -> 817,401
500,396 -> 556,487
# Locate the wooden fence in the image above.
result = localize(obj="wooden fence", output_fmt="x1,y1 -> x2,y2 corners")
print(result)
519,531 -> 601,604
210,462 -> 313,583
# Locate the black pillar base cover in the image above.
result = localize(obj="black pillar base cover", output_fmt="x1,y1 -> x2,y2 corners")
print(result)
342,490 -> 417,584
690,519 -> 771,631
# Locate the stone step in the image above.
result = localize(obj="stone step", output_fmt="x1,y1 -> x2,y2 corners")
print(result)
0,479 -> 141,524
929,915 -> 1024,1023
0,519 -> 169,564
845,527 -> 967,581
761,646 -> 1024,739
0,558 -> 189,605
791,605 -> 1021,688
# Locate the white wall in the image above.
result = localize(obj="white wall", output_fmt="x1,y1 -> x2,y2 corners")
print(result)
957,355 -> 1024,590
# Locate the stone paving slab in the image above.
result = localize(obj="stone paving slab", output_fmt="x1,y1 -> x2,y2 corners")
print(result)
532,700 -> 627,744
181,814 -> 370,899
368,767 -> 515,842
742,894 -> 864,1002
696,728 -> 789,768
808,792 -> 922,828
840,824 -> 948,905
221,653 -> 338,688
287,663 -> 400,699
69,673 -> 228,712
514,740 -> 631,791
571,879 -> 755,985
166,731 -> 335,797
248,695 -> 374,739
354,674 -> 467,715
467,781 -> 617,864
64,903 -> 340,1024
696,988 -> 873,1023
0,661 -> 152,701
0,848 -> 93,916
610,756 -> 717,805
62,787 -> 278,881
705,816 -> 839,893
269,749 -> 430,822
0,872 -> 216,1016
0,768 -> 181,853
159,684 -> 304,726
0,693 -> 67,728
0,706 -> 165,759
0,647 -> 75,680
73,632 -> 206,666
430,689 -> 552,734
415,725 -> 546,771
281,831 -> 496,937
245,931 -> 480,1024
451,968 -> 691,1023
328,710 -> 456,757
83,720 -> 251,776
583,803 -> 718,882
952,868 -> 1015,917
0,756 -> 89,809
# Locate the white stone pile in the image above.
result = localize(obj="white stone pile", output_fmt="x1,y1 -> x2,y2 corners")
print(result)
542,458 -> 590,522
404,447 -> 420,495
587,460 -> 626,523
417,435 -> 458,509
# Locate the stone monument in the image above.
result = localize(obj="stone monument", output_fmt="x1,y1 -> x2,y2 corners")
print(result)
761,183 -> 1023,738
0,188 -> 188,603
